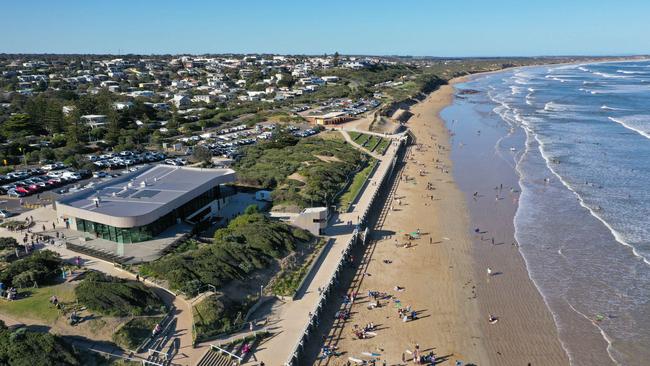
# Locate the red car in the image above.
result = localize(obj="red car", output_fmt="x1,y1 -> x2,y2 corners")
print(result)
27,184 -> 41,193
15,186 -> 30,195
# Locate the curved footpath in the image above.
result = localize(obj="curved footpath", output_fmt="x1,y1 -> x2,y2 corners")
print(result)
0,206 -> 195,365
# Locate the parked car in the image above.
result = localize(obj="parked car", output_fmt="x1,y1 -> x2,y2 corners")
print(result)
14,187 -> 29,196
7,189 -> 24,197
93,171 -> 109,178
77,169 -> 92,179
0,209 -> 15,218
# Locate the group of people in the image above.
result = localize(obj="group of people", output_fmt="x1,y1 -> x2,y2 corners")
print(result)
397,304 -> 418,322
0,284 -> 17,301
351,323 -> 375,340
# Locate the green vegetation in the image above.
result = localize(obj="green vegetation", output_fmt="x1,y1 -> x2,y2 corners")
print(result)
0,221 -> 30,231
193,294 -> 249,341
0,250 -> 62,288
315,64 -> 418,99
348,132 -> 390,155
0,238 -> 19,250
339,159 -> 378,212
75,272 -> 165,317
365,135 -> 381,150
269,239 -> 326,297
234,134 -> 368,208
112,316 -> 163,351
356,133 -> 370,147
375,138 -> 391,155
348,131 -> 363,141
0,283 -> 75,323
140,213 -> 312,293
0,321 -> 81,365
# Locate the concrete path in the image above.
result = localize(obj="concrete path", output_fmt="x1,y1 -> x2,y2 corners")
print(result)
0,134 -> 405,366
250,138 -> 403,366
0,206 -> 196,365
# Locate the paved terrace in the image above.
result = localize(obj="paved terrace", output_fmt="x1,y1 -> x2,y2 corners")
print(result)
247,132 -> 406,365
0,205 -> 195,365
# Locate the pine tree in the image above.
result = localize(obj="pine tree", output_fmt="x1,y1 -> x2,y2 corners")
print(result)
43,100 -> 65,133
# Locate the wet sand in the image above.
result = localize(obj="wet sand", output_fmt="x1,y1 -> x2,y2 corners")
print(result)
444,76 -> 570,365
310,77 -> 569,366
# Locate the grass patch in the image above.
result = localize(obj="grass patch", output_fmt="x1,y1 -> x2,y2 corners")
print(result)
0,282 -> 75,323
356,133 -> 370,147
348,131 -> 362,142
339,159 -> 378,212
375,138 -> 391,155
112,316 -> 163,351
366,135 -> 381,151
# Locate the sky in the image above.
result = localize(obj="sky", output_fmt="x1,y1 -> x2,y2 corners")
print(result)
2,0 -> 648,57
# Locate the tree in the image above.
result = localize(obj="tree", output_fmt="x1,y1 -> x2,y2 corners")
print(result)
244,204 -> 259,215
333,51 -> 340,66
64,108 -> 83,148
0,114 -> 42,139
104,109 -> 121,147
43,100 -> 65,134
191,145 -> 212,164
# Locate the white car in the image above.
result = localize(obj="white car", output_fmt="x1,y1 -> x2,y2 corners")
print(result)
0,209 -> 14,218
92,171 -> 109,178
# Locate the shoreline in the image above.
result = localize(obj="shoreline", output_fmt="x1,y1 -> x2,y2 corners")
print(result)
441,74 -> 570,365
307,68 -> 572,366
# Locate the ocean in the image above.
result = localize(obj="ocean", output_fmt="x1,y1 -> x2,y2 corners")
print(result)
442,60 -> 650,365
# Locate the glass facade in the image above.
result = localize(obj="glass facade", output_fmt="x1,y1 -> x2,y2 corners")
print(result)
75,186 -> 222,243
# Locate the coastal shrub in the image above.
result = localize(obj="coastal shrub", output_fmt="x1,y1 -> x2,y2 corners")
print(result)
0,321 -> 80,365
0,250 -> 62,287
0,238 -> 18,250
193,294 -> 249,340
234,136 -> 366,207
75,271 -> 165,317
112,316 -> 163,351
141,213 -> 312,292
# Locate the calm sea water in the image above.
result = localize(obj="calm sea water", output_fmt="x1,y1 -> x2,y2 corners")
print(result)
446,61 -> 650,365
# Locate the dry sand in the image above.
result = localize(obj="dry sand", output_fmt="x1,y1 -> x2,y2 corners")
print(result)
314,79 -> 569,365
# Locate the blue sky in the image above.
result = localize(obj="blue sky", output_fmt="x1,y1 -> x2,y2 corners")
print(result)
2,0 -> 648,56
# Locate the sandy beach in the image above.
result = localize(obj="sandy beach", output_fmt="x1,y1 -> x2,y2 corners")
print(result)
308,76 -> 570,365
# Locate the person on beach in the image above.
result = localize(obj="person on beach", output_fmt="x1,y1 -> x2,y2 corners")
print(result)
487,267 -> 493,276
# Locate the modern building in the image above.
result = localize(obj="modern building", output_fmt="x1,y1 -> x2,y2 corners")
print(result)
55,165 -> 236,244
307,111 -> 353,126
269,207 -> 328,235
